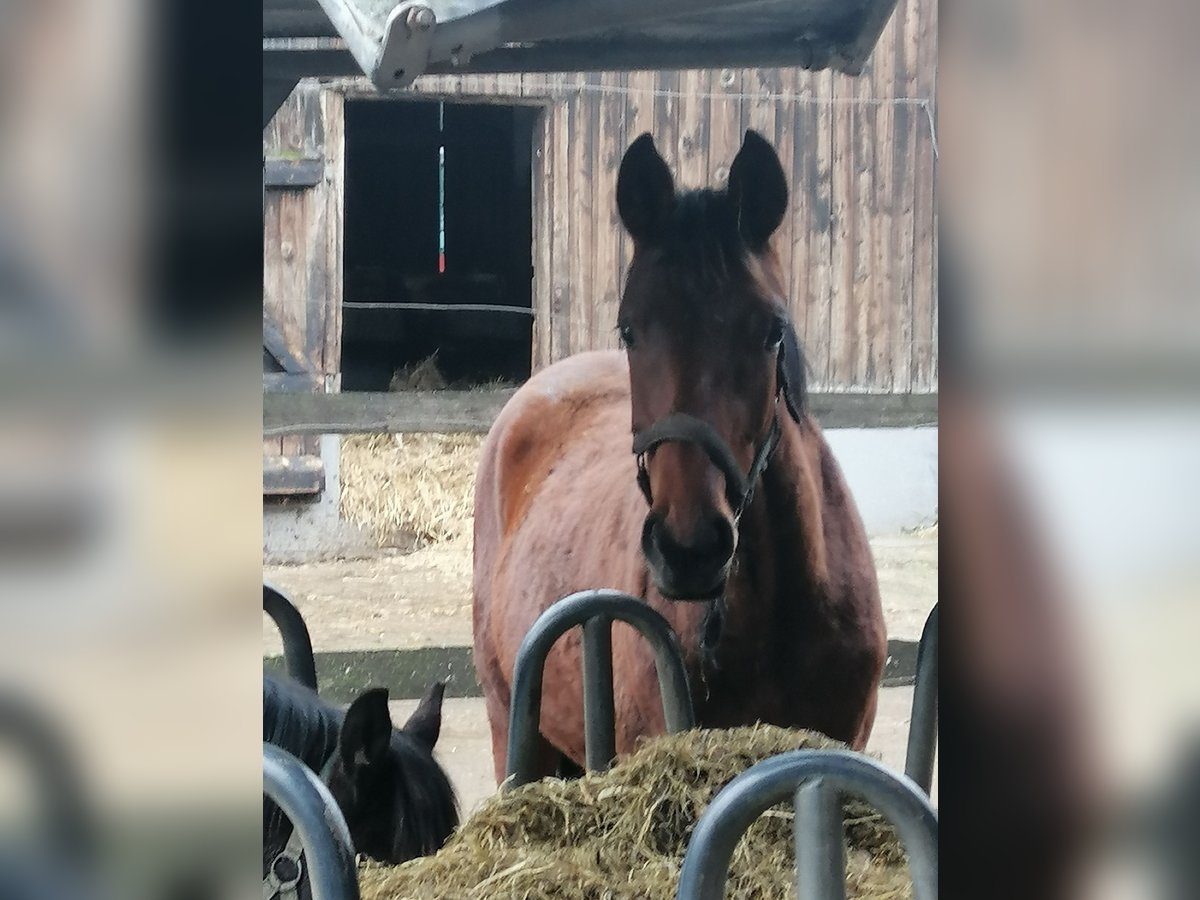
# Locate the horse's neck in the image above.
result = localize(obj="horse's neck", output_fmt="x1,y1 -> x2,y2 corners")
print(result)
727,416 -> 830,614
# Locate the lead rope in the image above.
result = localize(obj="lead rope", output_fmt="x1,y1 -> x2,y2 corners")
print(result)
264,753 -> 340,900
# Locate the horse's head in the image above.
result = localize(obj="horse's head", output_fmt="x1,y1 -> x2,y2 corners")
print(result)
326,681 -> 458,863
617,131 -> 807,601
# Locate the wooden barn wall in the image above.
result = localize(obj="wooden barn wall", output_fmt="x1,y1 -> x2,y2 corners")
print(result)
263,85 -> 344,464
330,0 -> 936,393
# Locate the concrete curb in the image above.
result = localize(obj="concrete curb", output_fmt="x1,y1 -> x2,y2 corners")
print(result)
264,639 -> 921,703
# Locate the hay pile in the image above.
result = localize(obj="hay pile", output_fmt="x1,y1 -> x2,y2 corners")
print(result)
340,433 -> 482,547
360,726 -> 912,900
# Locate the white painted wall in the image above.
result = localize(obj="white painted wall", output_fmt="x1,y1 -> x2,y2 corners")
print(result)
823,426 -> 939,536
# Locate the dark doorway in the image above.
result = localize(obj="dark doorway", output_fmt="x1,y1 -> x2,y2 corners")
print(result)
341,99 -> 537,390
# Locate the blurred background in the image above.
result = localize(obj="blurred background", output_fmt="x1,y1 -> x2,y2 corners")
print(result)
0,0 -> 1197,897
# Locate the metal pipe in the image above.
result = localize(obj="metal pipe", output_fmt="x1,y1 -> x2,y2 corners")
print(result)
904,604 -> 938,794
505,590 -> 695,788
676,750 -> 938,900
262,743 -> 360,900
263,583 -> 319,692
582,615 -> 617,771
794,777 -> 845,900
342,302 -> 535,315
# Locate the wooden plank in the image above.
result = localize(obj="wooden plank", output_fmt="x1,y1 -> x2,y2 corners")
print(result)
550,97 -> 572,362
805,69 -> 835,391
305,154 -> 329,371
264,157 -> 324,188
264,372 -> 321,392
707,68 -> 743,188
828,72 -> 856,390
592,74 -> 626,350
264,390 -> 519,435
675,69 -> 710,193
910,0 -> 936,391
323,88 -> 345,377
890,0 -> 920,393
531,105 -> 553,370
788,70 -> 813,358
263,308 -> 311,374
869,19 -> 897,392
850,61 -> 876,391
568,76 -> 596,355
263,455 -> 326,496
263,389 -> 937,436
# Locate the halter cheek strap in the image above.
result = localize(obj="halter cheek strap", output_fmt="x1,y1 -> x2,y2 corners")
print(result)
632,398 -> 781,522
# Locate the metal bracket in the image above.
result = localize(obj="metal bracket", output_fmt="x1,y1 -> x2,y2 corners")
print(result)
375,4 -> 438,90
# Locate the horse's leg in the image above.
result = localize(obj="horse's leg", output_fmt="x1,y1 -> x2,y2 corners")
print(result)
852,684 -> 880,750
483,685 -> 577,784
482,683 -> 512,786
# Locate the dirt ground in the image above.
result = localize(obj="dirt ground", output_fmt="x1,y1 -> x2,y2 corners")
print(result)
263,531 -> 937,655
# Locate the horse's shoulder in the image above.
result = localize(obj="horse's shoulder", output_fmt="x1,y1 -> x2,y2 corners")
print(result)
484,351 -> 628,534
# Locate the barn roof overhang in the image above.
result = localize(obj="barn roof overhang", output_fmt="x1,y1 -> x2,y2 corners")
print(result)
264,0 -> 900,125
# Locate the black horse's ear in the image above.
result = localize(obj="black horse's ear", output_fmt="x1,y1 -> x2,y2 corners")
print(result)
776,320 -> 807,422
617,133 -> 676,244
402,680 -> 445,751
727,130 -> 788,252
340,688 -> 392,769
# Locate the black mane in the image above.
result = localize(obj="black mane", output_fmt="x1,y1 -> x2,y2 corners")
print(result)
263,673 -> 341,774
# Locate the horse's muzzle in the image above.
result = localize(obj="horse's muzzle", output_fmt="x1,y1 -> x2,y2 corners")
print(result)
641,511 -> 735,601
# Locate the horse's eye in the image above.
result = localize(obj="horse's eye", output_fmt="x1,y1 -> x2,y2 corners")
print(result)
619,323 -> 636,349
765,318 -> 785,350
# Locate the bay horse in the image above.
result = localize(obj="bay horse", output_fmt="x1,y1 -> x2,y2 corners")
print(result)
472,130 -> 887,783
262,674 -> 458,889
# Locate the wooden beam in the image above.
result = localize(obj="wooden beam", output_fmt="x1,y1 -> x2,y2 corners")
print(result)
263,455 -> 325,495
264,157 -> 325,188
264,390 -> 518,436
264,372 -> 322,393
263,312 -> 311,374
263,389 -> 937,436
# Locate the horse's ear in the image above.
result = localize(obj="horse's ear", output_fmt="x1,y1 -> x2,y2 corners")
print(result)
340,688 -> 392,769
617,133 -> 676,244
728,130 -> 788,252
777,319 -> 807,422
402,680 -> 445,750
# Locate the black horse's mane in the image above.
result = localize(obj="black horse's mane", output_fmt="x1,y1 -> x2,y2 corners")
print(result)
264,674 -> 341,775
262,674 -> 459,862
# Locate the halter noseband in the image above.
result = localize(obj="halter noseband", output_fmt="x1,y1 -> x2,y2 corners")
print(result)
632,395 -> 781,523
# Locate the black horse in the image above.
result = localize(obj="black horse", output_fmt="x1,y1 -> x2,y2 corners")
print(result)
263,673 -> 458,883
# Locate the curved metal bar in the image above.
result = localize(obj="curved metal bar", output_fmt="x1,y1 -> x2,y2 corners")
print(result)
264,582 -> 319,692
505,589 -> 696,788
0,692 -> 94,860
676,750 -> 938,900
904,604 -> 938,794
263,743 -> 359,900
